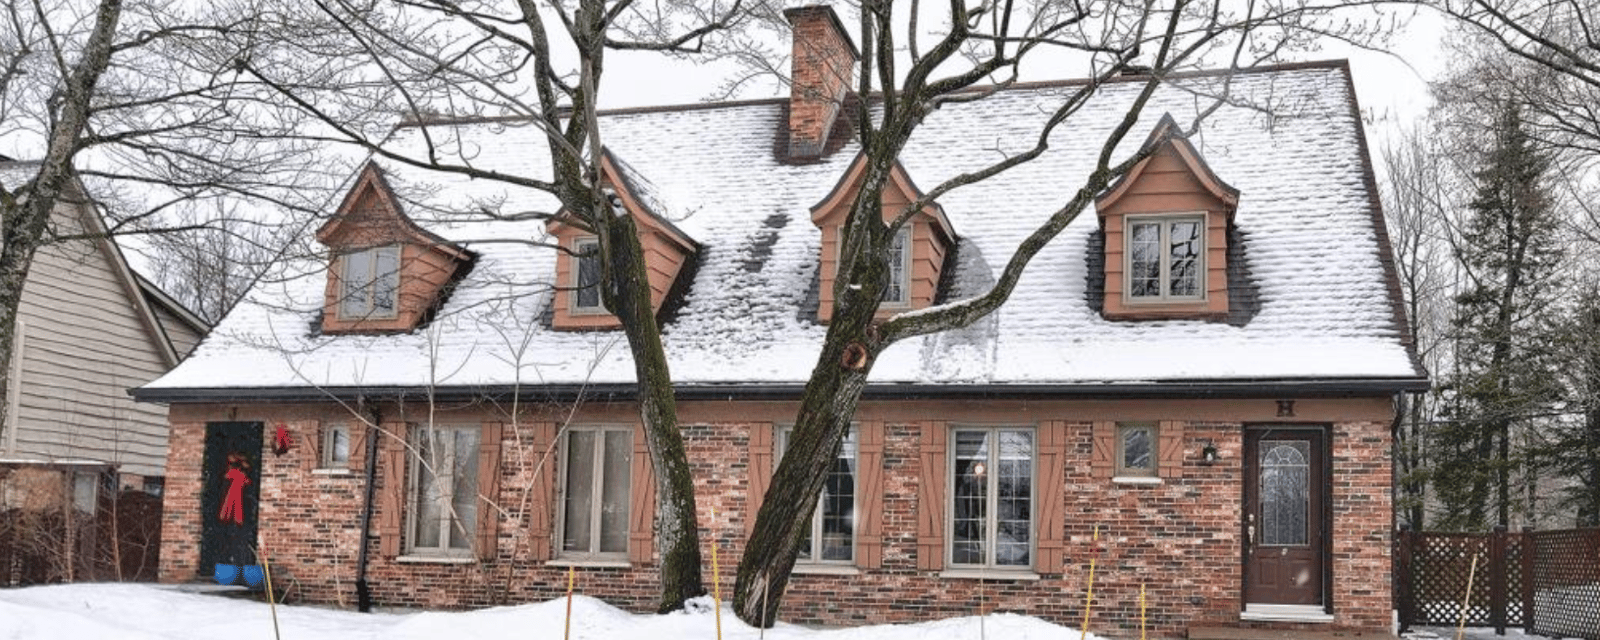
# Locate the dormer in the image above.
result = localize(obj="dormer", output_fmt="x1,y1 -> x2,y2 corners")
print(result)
317,162 -> 471,334
1096,115 -> 1239,321
545,150 -> 699,331
812,155 -> 956,323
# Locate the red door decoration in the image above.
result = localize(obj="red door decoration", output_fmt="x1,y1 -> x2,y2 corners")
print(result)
218,453 -> 252,525
272,423 -> 292,456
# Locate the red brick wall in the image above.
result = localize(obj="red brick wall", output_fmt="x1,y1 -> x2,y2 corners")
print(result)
158,400 -> 1393,638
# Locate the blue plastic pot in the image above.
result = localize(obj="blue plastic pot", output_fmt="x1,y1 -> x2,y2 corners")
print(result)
213,563 -> 239,585
240,565 -> 265,588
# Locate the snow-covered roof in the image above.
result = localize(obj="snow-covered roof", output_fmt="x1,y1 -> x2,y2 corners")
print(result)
139,61 -> 1425,400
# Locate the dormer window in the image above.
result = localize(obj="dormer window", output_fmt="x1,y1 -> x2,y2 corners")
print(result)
1126,214 -> 1204,302
339,245 -> 401,320
811,155 -> 956,322
316,162 -> 471,335
882,227 -> 910,306
1095,115 -> 1238,321
544,149 -> 699,331
572,237 -> 605,313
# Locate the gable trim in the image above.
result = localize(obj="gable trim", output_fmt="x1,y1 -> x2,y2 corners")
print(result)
809,153 -> 956,241
1096,113 -> 1240,214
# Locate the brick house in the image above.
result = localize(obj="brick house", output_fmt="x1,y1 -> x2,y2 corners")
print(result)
134,6 -> 1426,637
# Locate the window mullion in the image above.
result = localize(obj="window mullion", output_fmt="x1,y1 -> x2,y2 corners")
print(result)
987,435 -> 999,567
589,430 -> 607,555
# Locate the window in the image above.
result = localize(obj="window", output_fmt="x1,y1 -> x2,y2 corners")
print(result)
559,426 -> 632,559
777,427 -> 857,563
882,227 -> 910,306
339,245 -> 400,319
1126,214 -> 1204,301
572,237 -> 604,313
1116,423 -> 1157,478
322,424 -> 351,468
950,427 -> 1034,569
409,426 -> 479,555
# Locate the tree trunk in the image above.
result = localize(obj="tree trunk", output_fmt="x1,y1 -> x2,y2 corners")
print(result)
599,211 -> 704,612
732,264 -> 881,626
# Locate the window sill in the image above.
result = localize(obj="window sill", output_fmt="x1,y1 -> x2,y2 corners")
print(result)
544,559 -> 632,569
1112,476 -> 1162,485
1240,605 -> 1333,623
396,554 -> 476,565
792,564 -> 861,576
312,468 -> 355,477
938,569 -> 1041,581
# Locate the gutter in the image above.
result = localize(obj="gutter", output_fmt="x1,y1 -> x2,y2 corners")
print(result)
132,377 -> 1432,405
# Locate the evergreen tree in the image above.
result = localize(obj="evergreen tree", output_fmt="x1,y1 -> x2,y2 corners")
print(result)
1434,101 -> 1566,531
1546,291 -> 1600,526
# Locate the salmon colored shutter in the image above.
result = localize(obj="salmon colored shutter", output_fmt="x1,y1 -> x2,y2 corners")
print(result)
856,421 -> 886,569
628,425 -> 656,564
377,422 -> 407,557
916,421 -> 947,571
746,423 -> 774,537
1091,421 -> 1115,479
1036,421 -> 1068,573
1158,420 -> 1185,479
349,422 -> 369,472
528,421 -> 558,561
299,420 -> 321,472
474,421 -> 504,561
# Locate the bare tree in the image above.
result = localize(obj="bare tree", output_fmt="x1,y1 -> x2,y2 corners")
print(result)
1380,125 -> 1459,530
731,0 -> 1396,625
0,0 -> 337,442
226,0 -> 755,611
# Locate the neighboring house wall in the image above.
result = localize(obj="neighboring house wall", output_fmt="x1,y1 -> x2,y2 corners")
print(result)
158,396 -> 1393,635
5,199 -> 181,479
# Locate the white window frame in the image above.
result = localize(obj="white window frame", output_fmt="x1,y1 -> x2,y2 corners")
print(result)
948,425 -> 1036,571
571,237 -> 605,314
832,225 -> 912,307
321,424 -> 352,469
406,425 -> 479,557
1123,213 -> 1207,303
339,245 -> 401,320
777,426 -> 858,565
1115,422 -> 1158,478
555,425 -> 633,561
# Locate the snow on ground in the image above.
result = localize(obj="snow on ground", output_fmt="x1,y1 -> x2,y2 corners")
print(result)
0,583 -> 1105,640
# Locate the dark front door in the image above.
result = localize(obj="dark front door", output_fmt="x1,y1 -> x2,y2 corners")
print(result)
1243,428 -> 1325,606
199,422 -> 262,574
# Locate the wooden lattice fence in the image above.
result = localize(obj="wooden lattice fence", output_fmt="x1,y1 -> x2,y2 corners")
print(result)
1397,527 -> 1600,640
1527,528 -> 1600,640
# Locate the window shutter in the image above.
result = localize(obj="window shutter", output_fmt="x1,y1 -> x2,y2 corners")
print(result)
857,421 -> 886,569
916,421 -> 946,571
474,421 -> 504,561
299,420 -> 321,472
529,421 -> 558,561
377,422 -> 407,557
1158,420 -> 1185,479
628,425 -> 656,564
1091,421 -> 1115,479
745,423 -> 774,537
1037,420 -> 1068,573
349,422 -> 369,472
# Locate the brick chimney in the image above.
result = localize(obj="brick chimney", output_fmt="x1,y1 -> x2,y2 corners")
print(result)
784,5 -> 858,158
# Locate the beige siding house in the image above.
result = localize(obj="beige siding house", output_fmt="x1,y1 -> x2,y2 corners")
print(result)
0,160 -> 208,487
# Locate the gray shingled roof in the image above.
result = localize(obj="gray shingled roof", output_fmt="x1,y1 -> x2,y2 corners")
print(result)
140,62 -> 1425,398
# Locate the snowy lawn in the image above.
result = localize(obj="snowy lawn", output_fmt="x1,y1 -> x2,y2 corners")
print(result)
0,583 -> 1105,640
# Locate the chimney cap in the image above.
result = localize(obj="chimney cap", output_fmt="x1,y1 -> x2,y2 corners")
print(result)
783,5 -> 860,61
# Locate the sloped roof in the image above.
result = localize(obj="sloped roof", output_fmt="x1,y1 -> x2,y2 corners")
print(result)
138,61 -> 1425,400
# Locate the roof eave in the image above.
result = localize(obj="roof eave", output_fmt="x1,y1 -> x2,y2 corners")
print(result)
131,376 -> 1431,405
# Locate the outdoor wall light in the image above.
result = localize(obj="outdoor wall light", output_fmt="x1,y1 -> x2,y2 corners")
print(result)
1201,441 -> 1219,464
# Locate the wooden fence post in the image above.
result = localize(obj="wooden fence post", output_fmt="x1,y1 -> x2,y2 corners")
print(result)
1396,525 -> 1414,633
1491,525 -> 1508,636
1519,527 -> 1534,635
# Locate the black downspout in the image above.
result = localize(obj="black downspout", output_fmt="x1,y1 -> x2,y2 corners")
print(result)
355,406 -> 381,612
